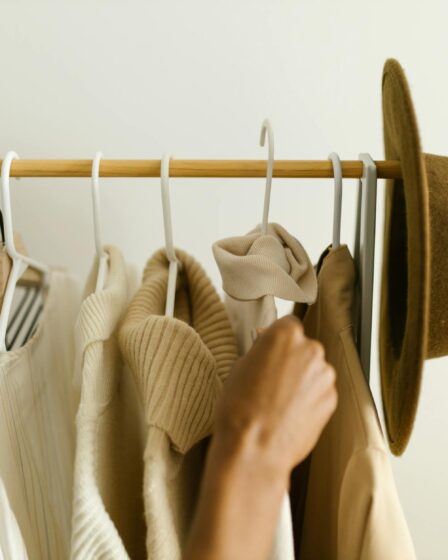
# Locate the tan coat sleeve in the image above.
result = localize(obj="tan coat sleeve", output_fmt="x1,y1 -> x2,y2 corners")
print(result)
338,448 -> 416,560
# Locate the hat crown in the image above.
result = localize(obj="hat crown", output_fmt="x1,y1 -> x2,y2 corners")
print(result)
423,153 -> 448,358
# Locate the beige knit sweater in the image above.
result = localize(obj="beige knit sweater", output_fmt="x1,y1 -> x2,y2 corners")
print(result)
118,248 -> 239,560
0,271 -> 80,559
213,223 -> 317,353
71,246 -> 146,560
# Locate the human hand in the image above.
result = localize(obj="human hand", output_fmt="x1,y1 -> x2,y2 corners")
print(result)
214,315 -> 338,482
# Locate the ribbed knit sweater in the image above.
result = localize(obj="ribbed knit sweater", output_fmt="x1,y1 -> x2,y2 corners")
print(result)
0,271 -> 80,559
213,223 -> 317,353
118,248 -> 239,560
71,246 -> 146,560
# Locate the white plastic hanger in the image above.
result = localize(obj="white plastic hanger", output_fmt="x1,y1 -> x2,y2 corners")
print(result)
160,154 -> 179,317
328,152 -> 343,248
260,118 -> 275,234
0,152 -> 49,352
91,152 -> 108,292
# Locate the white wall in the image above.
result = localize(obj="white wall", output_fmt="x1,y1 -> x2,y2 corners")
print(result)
1,1 -> 447,557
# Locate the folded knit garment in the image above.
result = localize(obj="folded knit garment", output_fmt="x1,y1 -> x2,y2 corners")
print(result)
213,222 -> 318,560
213,222 -> 317,353
118,248 -> 239,560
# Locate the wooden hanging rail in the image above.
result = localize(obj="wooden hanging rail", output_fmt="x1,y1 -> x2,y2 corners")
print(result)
1,159 -> 402,179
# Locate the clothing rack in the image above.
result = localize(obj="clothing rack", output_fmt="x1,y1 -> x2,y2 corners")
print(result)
1,154 -> 395,376
1,159 -> 402,179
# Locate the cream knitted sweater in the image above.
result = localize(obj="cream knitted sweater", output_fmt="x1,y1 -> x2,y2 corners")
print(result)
0,271 -> 80,559
119,249 -> 238,560
71,246 -> 146,560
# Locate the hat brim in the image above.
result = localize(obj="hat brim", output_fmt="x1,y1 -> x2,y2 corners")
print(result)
380,59 -> 430,455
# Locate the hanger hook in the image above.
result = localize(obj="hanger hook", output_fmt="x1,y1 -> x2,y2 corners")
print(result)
0,151 -> 49,352
91,152 -> 106,258
328,152 -> 343,249
161,154 -> 177,264
260,118 -> 275,235
1,151 -> 21,260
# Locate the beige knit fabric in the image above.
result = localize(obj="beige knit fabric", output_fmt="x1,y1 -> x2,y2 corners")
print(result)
213,223 -> 318,560
118,248 -> 239,560
0,271 -> 80,559
71,246 -> 146,560
291,245 -> 415,560
213,223 -> 317,353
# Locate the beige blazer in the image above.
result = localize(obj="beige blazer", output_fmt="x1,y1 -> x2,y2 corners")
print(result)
290,245 -> 416,560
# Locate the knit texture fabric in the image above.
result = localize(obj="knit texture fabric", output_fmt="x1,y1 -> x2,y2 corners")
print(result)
213,222 -> 317,353
71,246 -> 146,560
213,223 -> 318,560
0,271 -> 80,559
118,248 -> 238,560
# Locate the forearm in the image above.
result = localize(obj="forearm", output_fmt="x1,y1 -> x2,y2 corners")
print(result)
184,427 -> 288,560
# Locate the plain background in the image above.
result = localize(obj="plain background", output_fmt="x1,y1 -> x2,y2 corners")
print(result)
0,1 -> 446,557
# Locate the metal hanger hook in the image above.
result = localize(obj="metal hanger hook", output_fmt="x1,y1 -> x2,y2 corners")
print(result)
160,154 -> 177,264
328,152 -> 343,249
260,118 -> 275,235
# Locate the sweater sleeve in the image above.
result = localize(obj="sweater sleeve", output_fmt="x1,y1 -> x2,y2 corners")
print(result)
338,447 -> 416,560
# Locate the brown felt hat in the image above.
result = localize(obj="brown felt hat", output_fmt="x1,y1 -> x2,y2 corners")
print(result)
381,58 -> 448,455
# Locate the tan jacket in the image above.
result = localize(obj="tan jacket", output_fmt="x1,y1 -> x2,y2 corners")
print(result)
290,245 -> 416,560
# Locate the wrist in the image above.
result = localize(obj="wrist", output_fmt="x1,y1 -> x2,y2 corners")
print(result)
211,417 -> 290,492
185,417 -> 289,560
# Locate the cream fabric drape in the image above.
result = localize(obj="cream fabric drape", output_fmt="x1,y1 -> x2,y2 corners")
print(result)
0,271 -> 80,559
0,477 -> 28,560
